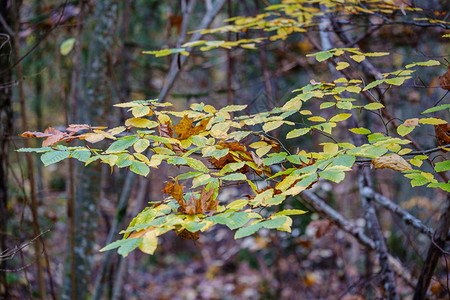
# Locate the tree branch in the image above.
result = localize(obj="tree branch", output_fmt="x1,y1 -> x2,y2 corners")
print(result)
299,190 -> 416,288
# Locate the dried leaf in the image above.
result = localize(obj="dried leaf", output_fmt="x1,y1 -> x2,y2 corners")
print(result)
435,123 -> 450,149
173,115 -> 210,140
42,127 -> 65,147
372,154 -> 412,171
162,179 -> 185,211
403,118 -> 419,127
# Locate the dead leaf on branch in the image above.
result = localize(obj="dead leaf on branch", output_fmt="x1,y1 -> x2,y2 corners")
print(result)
173,115 -> 210,140
162,179 -> 185,211
434,123 -> 450,151
209,142 -> 251,173
185,186 -> 218,215
177,229 -> 199,241
439,64 -> 450,91
372,154 -> 412,171
403,118 -> 419,127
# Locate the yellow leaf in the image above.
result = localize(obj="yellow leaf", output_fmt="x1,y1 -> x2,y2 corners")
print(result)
203,105 -> 217,114
308,116 -> 326,122
210,122 -> 230,138
419,118 -> 447,125
346,86 -> 361,93
372,154 -> 412,171
256,145 -> 272,157
249,141 -> 269,148
336,62 -> 350,70
139,231 -> 158,255
329,113 -> 351,122
125,118 -> 157,128
322,143 -> 339,154
263,121 -> 284,132
351,55 -> 366,63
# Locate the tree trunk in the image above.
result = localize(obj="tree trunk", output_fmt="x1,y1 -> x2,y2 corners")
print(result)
62,1 -> 118,299
0,0 -> 13,297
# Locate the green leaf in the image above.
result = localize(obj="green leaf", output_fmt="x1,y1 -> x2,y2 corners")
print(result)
223,212 -> 250,230
435,161 -> 450,172
263,153 -> 287,166
419,118 -> 447,125
385,77 -> 410,85
117,238 -> 143,258
41,150 -> 70,166
329,113 -> 351,122
273,209 -> 308,216
363,79 -> 385,91
220,173 -> 247,181
107,136 -> 139,153
397,124 -> 415,136
221,104 -> 247,112
319,169 -> 345,183
428,182 -> 450,192
71,150 -> 91,163
130,161 -> 150,176
349,127 -> 371,135
364,103 -> 384,110
60,38 -> 76,55
184,222 -> 206,233
310,51 -> 333,62
100,237 -> 143,258
234,222 -> 263,239
133,139 -> 150,153
422,104 -> 450,114
262,217 -> 287,229
286,128 -> 310,139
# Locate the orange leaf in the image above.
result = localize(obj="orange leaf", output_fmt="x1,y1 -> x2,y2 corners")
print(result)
162,179 -> 185,211
42,127 -> 65,147
435,123 -> 450,150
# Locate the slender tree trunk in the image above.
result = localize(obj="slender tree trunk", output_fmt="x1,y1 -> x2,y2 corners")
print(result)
413,194 -> 450,300
0,0 -> 13,297
12,1 -> 47,298
62,1 -> 118,299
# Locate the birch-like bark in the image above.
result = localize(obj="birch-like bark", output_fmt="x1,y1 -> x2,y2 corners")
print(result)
62,1 -> 118,299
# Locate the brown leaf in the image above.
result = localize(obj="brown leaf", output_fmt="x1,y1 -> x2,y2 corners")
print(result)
162,179 -> 185,211
66,124 -> 91,132
20,131 -> 51,138
435,123 -> 450,149
173,115 -> 210,140
159,121 -> 173,138
372,154 -> 412,171
439,64 -> 450,91
42,127 -> 65,147
209,142 -> 251,173
173,115 -> 194,140
403,118 -> 419,127
185,186 -> 218,215
177,229 -> 199,241
258,134 -> 281,152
